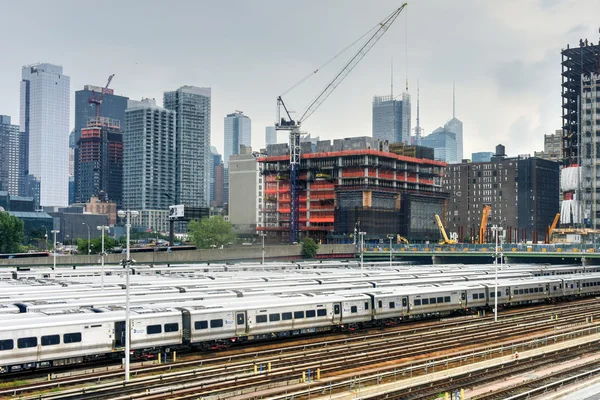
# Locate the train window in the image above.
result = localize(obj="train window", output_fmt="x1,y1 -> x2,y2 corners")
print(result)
294,311 -> 305,319
256,315 -> 268,323
389,302 -> 396,309
422,299 -> 429,305
147,325 -> 162,335
444,296 -> 451,303
237,313 -> 245,325
42,335 -> 60,346
378,300 -> 383,308
519,289 -> 524,295
317,309 -> 327,317
490,292 -> 495,298
91,325 -> 102,328
553,286 -> 558,291
513,290 -> 518,295
497,292 -> 501,297
524,289 -> 529,294
430,298 -> 436,304
506,289 -> 510,296
402,298 -> 407,307
351,306 -> 358,313
364,302 -> 369,310
306,310 -> 316,318
282,312 -> 293,320
195,321 -> 208,330
269,313 -> 281,322
64,333 -> 82,343
17,337 -> 37,349
437,297 -> 444,304
210,319 -> 223,328
164,323 -> 179,333
0,339 -> 13,351
414,299 -> 421,306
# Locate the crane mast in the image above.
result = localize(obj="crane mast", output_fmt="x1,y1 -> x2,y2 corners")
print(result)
88,74 -> 115,121
275,4 -> 407,244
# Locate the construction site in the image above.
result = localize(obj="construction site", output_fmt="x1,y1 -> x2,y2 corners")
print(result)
258,137 -> 447,244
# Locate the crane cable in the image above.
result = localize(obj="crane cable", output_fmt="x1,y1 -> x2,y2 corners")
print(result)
279,18 -> 381,98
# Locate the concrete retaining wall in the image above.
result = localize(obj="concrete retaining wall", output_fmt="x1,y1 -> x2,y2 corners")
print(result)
0,244 -> 356,267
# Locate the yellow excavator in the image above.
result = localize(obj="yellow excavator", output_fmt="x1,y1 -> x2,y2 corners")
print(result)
547,213 -> 560,243
479,205 -> 492,244
396,235 -> 409,244
435,214 -> 457,245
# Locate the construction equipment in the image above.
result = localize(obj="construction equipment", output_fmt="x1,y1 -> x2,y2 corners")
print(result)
547,213 -> 560,243
88,74 -> 115,120
397,235 -> 409,245
479,205 -> 492,244
435,214 -> 457,245
275,5 -> 407,244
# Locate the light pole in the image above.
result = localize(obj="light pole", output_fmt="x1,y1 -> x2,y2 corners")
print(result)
117,209 -> 139,383
492,225 -> 504,323
387,235 -> 394,267
259,232 -> 266,264
51,230 -> 59,269
358,231 -> 366,272
82,223 -> 91,255
97,225 -> 110,291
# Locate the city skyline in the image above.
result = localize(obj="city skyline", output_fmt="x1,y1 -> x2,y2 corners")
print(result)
1,1 -> 598,158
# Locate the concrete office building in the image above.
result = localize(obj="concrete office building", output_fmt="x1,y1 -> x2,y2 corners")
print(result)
20,63 -> 70,207
265,126 -> 277,146
372,92 -> 411,144
534,130 -> 562,162
229,151 -> 263,234
443,145 -> 559,243
0,115 -> 20,194
73,85 -> 128,203
164,86 -> 212,208
224,111 -> 251,164
123,98 -> 176,212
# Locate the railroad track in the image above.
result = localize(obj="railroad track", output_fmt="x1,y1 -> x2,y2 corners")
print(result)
6,300 -> 600,399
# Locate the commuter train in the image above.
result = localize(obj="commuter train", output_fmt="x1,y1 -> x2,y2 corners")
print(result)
3,274 -> 600,374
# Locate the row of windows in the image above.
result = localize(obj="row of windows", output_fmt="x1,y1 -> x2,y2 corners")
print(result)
256,309 -> 329,323
583,281 -> 600,287
514,287 -> 543,295
414,296 -> 451,306
472,293 -> 485,299
0,333 -> 81,351
377,299 -> 407,309
147,323 -> 179,335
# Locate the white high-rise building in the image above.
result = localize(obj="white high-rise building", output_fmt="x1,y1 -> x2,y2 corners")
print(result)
20,63 -> 70,207
224,111 -> 251,164
265,126 -> 277,146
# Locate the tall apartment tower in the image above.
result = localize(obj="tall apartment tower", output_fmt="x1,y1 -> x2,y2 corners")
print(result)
20,63 -> 70,207
77,118 -> 123,208
210,146 -> 222,205
73,85 -> 128,203
123,99 -> 176,211
164,86 -> 211,208
0,115 -> 20,194
581,72 -> 600,230
372,93 -> 411,144
224,111 -> 251,164
265,126 -> 277,146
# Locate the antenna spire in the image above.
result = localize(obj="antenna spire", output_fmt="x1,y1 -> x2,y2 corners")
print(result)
452,81 -> 456,119
390,57 -> 394,98
415,80 -> 421,145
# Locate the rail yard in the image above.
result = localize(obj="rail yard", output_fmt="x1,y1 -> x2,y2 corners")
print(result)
2,261 -> 600,399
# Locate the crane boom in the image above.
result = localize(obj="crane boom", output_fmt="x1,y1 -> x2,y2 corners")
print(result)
479,205 -> 491,244
298,4 -> 407,124
275,5 -> 407,244
547,213 -> 560,243
89,74 -> 115,120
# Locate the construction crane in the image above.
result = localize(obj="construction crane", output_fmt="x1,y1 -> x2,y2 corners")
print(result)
88,74 -> 115,120
547,213 -> 560,243
435,214 -> 457,245
479,205 -> 492,244
276,4 -> 407,244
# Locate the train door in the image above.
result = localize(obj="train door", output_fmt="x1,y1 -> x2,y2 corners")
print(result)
402,297 -> 408,314
114,321 -> 126,348
333,303 -> 341,323
235,311 -> 247,335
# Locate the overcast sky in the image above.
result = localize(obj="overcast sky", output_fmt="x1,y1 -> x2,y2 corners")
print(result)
1,0 -> 599,158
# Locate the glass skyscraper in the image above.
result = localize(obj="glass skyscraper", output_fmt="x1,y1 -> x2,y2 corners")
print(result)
265,126 -> 277,146
0,115 -> 20,194
20,63 -> 70,207
164,86 -> 212,208
224,111 -> 251,165
372,92 -> 411,144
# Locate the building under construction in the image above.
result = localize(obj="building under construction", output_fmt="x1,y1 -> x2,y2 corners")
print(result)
258,137 -> 447,243
77,117 -> 123,208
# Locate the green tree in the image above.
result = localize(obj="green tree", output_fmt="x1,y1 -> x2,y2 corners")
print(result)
77,237 -> 118,254
188,216 -> 236,249
0,212 -> 25,253
301,237 -> 319,259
